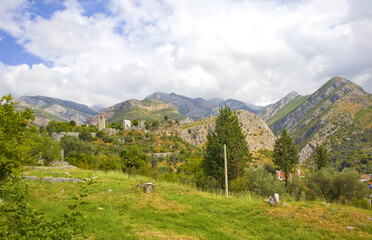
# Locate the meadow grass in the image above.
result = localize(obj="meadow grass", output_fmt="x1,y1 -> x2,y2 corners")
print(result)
22,168 -> 372,240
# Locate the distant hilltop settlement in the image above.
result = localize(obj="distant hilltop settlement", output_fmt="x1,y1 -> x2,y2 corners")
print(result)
52,114 -> 183,142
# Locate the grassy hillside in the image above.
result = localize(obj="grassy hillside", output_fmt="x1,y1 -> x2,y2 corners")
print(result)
109,106 -> 185,122
267,95 -> 308,128
18,167 -> 372,239
327,106 -> 372,173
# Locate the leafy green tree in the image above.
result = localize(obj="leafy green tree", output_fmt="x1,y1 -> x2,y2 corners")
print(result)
203,106 -> 251,187
273,129 -> 299,192
306,168 -> 367,202
0,94 -> 35,183
314,144 -> 328,170
59,136 -> 97,156
69,120 -> 76,127
120,145 -> 147,178
46,121 -> 73,134
39,136 -> 62,165
78,129 -> 92,141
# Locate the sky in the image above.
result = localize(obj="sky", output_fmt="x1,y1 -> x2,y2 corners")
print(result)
0,0 -> 371,108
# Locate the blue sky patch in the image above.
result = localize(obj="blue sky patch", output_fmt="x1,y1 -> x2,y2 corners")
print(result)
0,31 -> 52,67
29,0 -> 65,20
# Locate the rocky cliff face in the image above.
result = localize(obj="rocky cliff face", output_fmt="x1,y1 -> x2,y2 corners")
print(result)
259,91 -> 302,123
263,77 -> 372,162
18,96 -> 96,125
181,110 -> 276,151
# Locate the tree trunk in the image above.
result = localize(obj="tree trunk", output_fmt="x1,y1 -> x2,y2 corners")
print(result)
285,173 -> 289,193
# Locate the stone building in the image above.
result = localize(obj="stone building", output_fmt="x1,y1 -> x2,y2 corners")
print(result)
123,119 -> 131,130
98,114 -> 106,131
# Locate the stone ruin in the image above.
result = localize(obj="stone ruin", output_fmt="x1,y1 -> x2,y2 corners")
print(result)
123,119 -> 131,130
98,114 -> 106,131
137,182 -> 155,194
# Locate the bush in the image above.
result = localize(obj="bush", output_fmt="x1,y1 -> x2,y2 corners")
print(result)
230,177 -> 247,193
163,172 -> 179,183
351,198 -> 370,209
245,167 -> 286,198
79,129 -> 92,141
305,168 -> 368,202
60,136 -> 97,156
97,154 -> 121,171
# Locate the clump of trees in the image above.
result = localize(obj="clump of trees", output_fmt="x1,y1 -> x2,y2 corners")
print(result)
203,105 -> 251,187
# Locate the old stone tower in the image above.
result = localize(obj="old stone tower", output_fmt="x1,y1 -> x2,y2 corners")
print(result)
98,114 -> 106,131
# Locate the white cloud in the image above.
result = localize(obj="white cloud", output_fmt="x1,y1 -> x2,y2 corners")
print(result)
0,0 -> 371,108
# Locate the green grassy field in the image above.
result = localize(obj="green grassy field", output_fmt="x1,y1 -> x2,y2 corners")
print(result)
21,167 -> 372,239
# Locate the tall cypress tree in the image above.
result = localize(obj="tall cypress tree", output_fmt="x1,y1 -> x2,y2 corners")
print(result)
203,106 -> 251,187
273,129 -> 299,192
314,144 -> 328,170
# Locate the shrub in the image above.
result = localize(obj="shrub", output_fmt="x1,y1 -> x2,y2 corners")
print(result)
230,177 -> 247,193
351,198 -> 370,209
245,167 -> 286,198
305,168 -> 367,202
98,154 -> 121,171
79,129 -> 92,141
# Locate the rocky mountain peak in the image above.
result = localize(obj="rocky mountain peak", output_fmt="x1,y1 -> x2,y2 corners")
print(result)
259,91 -> 303,123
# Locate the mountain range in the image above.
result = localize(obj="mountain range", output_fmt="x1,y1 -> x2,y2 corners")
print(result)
145,92 -> 261,120
17,95 -> 97,126
16,76 -> 371,168
260,77 -> 371,171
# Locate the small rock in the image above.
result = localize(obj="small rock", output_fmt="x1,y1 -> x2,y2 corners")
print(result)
346,226 -> 355,230
108,189 -> 113,192
98,207 -> 104,210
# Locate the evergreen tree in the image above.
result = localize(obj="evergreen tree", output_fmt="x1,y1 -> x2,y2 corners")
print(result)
273,129 -> 299,192
315,144 -> 328,170
203,106 -> 251,187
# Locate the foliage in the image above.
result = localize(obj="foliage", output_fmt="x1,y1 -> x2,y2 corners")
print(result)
120,145 -> 147,178
305,168 -> 368,202
230,177 -> 247,193
60,136 -> 97,156
97,154 -> 121,171
107,121 -> 123,130
35,135 -> 62,165
0,94 -> 35,183
78,128 -> 93,141
273,129 -> 299,192
0,179 -> 87,239
203,106 -> 251,187
66,152 -> 99,169
46,120 -> 73,134
314,145 -> 328,170
178,157 -> 206,188
244,167 -> 285,197
352,198 -> 371,210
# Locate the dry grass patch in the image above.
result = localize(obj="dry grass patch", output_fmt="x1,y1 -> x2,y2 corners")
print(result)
264,202 -> 372,239
137,229 -> 200,240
